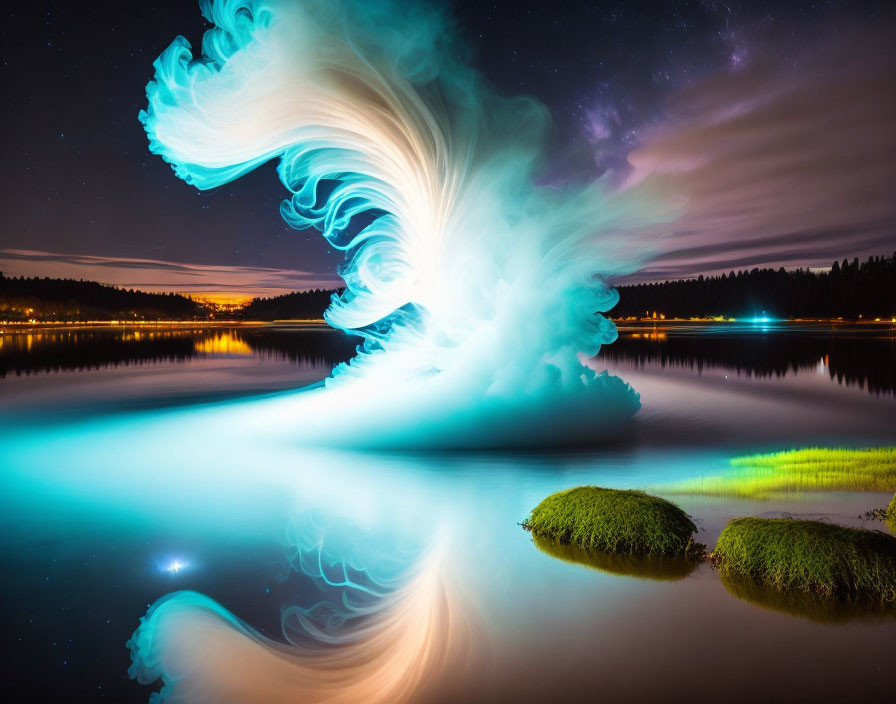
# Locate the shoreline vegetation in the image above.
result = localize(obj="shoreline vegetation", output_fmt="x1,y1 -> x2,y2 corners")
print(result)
3,252 -> 894,323
889,494 -> 896,535
865,492 -> 896,535
0,272 -> 339,323
612,252 -> 896,320
4,317 -> 895,327
662,447 -> 896,499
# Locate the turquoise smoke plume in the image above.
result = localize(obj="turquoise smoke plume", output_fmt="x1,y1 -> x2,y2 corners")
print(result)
142,0 -> 659,393
128,6 -> 666,695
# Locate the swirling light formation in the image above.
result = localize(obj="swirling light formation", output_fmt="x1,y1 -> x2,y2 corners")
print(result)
277,510 -> 426,644
131,1 -> 665,700
127,465 -> 479,702
141,0 -> 663,444
128,545 -> 474,704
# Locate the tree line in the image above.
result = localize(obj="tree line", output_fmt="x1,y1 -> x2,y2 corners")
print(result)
0,273 -> 206,321
612,253 -> 896,319
4,251 -> 893,322
238,289 -> 336,320
0,273 -> 336,322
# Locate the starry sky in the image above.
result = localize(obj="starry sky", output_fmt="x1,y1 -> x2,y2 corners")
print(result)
1,1 -> 894,297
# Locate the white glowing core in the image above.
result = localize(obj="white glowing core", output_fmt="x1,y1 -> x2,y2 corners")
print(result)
165,560 -> 187,574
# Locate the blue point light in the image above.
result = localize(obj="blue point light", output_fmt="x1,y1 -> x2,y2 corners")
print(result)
162,559 -> 188,575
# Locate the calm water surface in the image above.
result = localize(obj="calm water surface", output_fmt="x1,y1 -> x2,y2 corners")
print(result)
1,322 -> 894,702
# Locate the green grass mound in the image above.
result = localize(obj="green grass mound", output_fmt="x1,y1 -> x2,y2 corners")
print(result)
666,447 -> 896,499
713,517 -> 896,601
533,533 -> 698,582
720,572 -> 896,624
522,486 -> 699,557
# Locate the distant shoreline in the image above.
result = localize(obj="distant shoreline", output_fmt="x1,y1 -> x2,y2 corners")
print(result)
4,251 -> 894,324
2,317 -> 894,331
0,319 -> 329,329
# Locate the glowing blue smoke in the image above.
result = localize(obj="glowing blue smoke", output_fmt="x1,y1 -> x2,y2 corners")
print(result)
127,509 -> 473,704
278,510 -> 425,644
140,0 -> 665,448
126,3 -> 670,692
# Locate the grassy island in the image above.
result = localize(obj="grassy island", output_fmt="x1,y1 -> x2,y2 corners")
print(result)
668,447 -> 896,498
522,486 -> 700,557
712,517 -> 896,601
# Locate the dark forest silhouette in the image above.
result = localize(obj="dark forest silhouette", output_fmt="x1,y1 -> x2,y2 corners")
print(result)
3,253 -> 894,321
231,253 -> 896,320
238,289 -> 337,320
612,253 -> 896,319
0,273 -> 340,321
0,273 -> 205,321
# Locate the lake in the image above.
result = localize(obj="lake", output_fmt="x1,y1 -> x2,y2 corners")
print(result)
1,321 -> 894,702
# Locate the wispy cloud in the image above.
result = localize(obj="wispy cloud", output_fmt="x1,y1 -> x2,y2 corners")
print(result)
619,26 -> 896,281
0,249 -> 341,297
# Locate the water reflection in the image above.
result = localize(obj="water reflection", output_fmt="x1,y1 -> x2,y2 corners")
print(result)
0,325 -> 360,377
531,533 -> 699,581
2,401 -> 894,701
603,323 -> 896,395
127,527 -> 474,704
5,323 -> 895,397
193,332 -> 254,356
1,322 -> 894,700
720,573 -> 896,625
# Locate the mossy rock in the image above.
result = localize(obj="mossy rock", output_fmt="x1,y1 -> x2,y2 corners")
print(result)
712,517 -> 896,601
522,486 -> 700,557
720,572 -> 896,624
533,533 -> 698,582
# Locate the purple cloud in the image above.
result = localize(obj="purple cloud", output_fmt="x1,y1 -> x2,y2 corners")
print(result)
0,249 -> 342,297
618,26 -> 896,282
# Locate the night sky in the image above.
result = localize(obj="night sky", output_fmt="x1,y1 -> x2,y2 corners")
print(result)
1,1 -> 894,298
